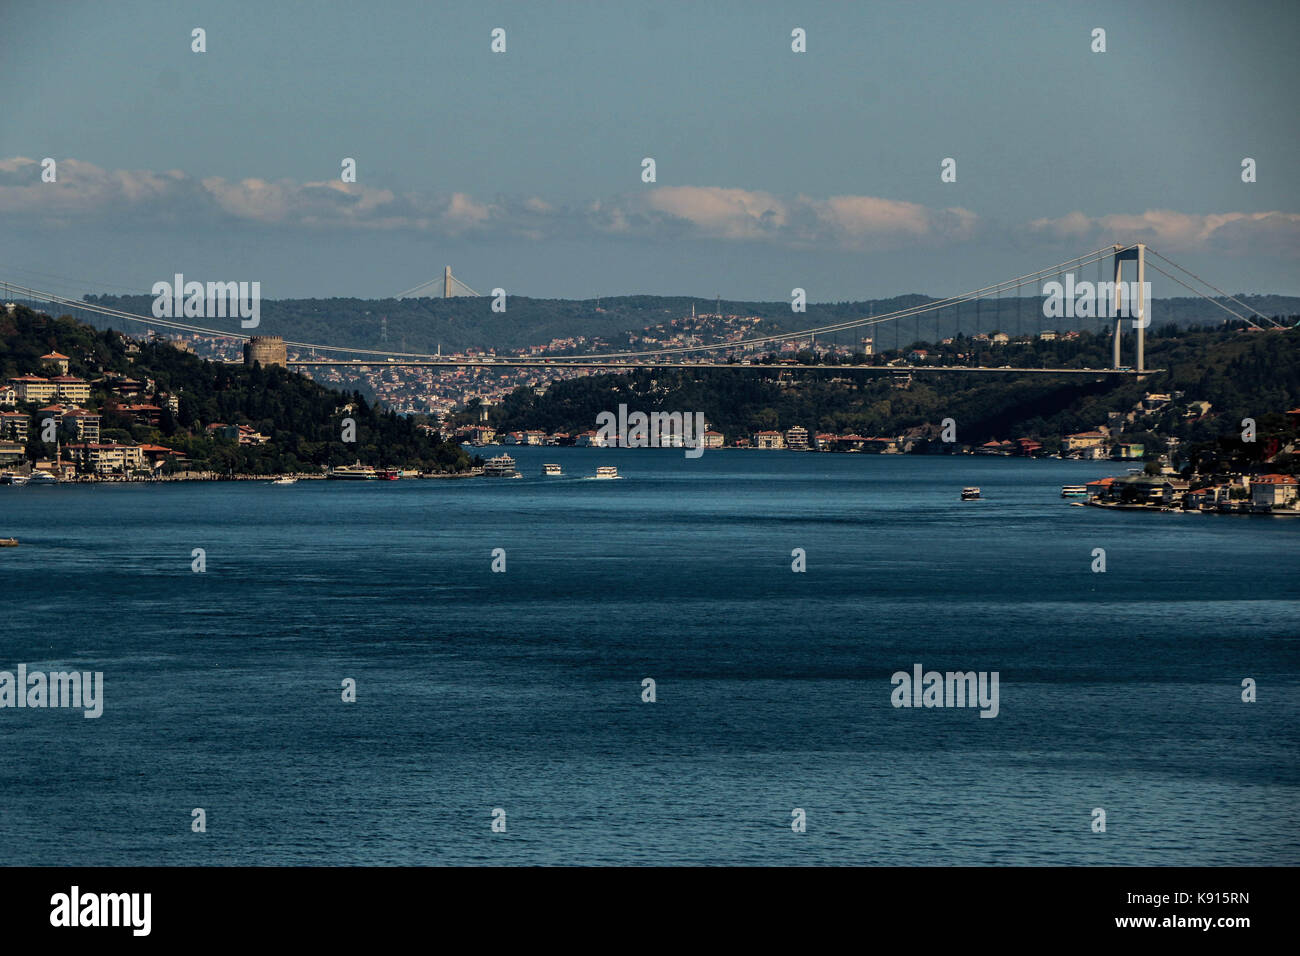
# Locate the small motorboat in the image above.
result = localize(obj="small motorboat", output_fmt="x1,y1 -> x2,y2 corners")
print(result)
271,477 -> 298,485
961,486 -> 982,500
0,538 -> 18,547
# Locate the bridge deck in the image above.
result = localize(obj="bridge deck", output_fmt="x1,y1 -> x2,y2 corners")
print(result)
287,360 -> 1154,375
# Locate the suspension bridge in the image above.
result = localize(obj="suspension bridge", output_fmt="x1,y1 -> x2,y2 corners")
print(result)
393,265 -> 480,299
1,244 -> 1282,378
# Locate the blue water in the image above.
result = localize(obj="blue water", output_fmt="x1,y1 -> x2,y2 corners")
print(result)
1,449 -> 1297,865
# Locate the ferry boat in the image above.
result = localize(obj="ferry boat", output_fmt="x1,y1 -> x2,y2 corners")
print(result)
483,454 -> 520,478
27,471 -> 59,485
542,463 -> 562,476
327,461 -> 378,480
960,486 -> 982,500
593,465 -> 620,479
1061,484 -> 1088,498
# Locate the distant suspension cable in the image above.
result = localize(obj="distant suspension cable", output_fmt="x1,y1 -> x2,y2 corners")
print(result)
1,243 -> 1278,363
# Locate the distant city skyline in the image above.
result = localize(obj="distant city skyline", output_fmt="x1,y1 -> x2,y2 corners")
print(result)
1,0 -> 1297,302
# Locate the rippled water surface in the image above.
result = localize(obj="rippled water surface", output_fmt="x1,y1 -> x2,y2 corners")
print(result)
1,449 -> 1296,865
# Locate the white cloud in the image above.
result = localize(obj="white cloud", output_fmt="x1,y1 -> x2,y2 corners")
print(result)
1028,209 -> 1300,255
3,157 -> 1295,257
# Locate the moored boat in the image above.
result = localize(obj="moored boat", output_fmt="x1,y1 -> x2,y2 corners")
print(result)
0,473 -> 29,486
27,471 -> 59,485
1061,484 -> 1088,498
327,461 -> 378,480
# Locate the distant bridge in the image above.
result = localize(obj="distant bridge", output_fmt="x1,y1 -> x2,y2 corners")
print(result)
393,265 -> 480,299
1,244 -> 1279,377
287,359 -> 1151,375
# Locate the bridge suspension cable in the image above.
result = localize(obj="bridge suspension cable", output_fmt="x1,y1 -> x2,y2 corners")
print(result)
1144,249 -> 1272,328
1,243 -> 1277,364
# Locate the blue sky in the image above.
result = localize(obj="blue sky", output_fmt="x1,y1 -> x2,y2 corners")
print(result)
1,0 -> 1297,302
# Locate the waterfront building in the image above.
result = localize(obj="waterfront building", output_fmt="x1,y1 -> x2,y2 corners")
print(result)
1063,430 -> 1107,452
64,442 -> 146,475
0,410 -> 29,442
9,375 -> 56,404
63,408 -> 101,443
1250,474 -> 1300,510
50,375 -> 89,403
40,352 -> 70,374
753,430 -> 785,450
784,426 -> 809,450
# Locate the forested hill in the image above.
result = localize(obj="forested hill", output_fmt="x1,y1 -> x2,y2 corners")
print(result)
0,304 -> 471,474
78,292 -> 1300,355
484,325 -> 1300,462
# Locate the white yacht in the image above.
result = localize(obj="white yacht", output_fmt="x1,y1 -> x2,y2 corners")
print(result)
483,454 -> 520,478
327,462 -> 378,480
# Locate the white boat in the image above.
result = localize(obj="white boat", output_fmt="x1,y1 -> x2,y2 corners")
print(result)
961,486 -> 982,500
483,454 -> 519,478
27,471 -> 59,485
593,465 -> 620,479
542,463 -> 562,476
271,477 -> 298,485
327,462 -> 378,480
0,473 -> 29,486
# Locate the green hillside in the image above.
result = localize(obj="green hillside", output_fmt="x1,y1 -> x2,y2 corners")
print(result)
0,304 -> 471,475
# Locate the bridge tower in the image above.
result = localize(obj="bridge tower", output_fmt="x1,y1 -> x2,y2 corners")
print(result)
1111,243 -> 1147,373
444,265 -> 453,299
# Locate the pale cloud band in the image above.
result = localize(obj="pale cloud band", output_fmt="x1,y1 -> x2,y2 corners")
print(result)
3,157 -> 1295,255
1028,208 -> 1300,256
